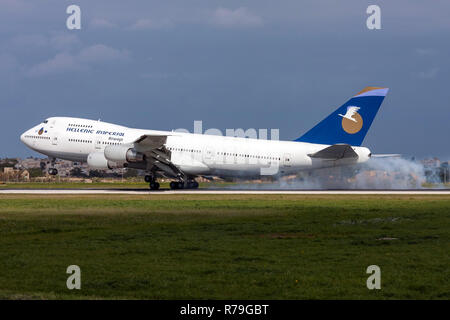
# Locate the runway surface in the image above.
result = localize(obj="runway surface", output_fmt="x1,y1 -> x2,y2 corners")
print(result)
1,189 -> 450,195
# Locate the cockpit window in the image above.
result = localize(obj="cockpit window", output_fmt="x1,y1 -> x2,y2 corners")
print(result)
43,120 -> 48,124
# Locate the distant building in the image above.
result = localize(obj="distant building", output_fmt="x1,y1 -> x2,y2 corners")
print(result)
1,167 -> 30,181
421,157 -> 441,168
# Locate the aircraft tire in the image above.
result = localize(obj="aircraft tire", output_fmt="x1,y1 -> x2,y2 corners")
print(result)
150,182 -> 160,190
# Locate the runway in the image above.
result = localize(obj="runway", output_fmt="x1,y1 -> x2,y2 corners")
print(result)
1,189 -> 450,195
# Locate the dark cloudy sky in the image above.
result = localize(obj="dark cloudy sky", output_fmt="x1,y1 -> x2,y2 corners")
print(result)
1,0 -> 449,158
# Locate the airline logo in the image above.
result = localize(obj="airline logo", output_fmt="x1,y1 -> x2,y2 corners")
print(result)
66,126 -> 125,137
38,127 -> 44,135
339,106 -> 363,134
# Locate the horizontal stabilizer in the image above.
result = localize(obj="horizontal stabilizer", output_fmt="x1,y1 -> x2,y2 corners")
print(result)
308,144 -> 358,161
371,154 -> 401,158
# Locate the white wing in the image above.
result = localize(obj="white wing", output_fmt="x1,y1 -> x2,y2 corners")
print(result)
132,134 -> 186,180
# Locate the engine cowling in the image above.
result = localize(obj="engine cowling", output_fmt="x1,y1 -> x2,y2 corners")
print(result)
87,152 -> 122,170
104,145 -> 145,163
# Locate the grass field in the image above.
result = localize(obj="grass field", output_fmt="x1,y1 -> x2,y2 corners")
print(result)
0,194 -> 448,299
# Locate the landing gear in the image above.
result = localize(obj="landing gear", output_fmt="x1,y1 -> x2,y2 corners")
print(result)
169,180 -> 199,190
150,181 -> 160,190
188,181 -> 199,189
169,181 -> 184,190
48,158 -> 58,176
146,174 -> 160,190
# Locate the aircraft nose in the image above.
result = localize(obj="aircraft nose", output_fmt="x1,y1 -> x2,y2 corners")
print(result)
20,131 -> 28,144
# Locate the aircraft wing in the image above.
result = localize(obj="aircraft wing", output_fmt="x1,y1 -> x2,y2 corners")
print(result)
134,134 -> 168,149
308,144 -> 358,161
133,134 -> 186,179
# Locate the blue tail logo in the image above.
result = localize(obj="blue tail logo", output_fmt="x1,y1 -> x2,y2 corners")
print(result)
295,87 -> 389,146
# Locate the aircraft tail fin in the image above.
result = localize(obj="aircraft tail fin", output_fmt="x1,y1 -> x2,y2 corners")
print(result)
295,87 -> 389,146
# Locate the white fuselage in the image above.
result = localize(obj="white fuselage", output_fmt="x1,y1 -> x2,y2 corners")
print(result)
21,117 -> 371,178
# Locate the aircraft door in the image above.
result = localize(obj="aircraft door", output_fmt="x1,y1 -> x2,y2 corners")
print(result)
51,133 -> 59,145
49,119 -> 59,145
95,138 -> 102,150
203,147 -> 215,164
283,153 -> 292,167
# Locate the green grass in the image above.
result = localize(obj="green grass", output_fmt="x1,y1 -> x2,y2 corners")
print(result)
0,194 -> 448,300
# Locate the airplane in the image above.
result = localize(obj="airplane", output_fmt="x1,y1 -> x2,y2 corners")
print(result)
20,86 -> 389,190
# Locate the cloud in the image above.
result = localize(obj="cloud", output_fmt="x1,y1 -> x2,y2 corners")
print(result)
211,7 -> 263,28
12,34 -> 48,47
27,53 -> 79,77
0,53 -> 19,72
10,33 -> 80,52
50,34 -> 81,51
140,72 -> 173,80
414,67 -> 439,79
90,18 -> 117,29
414,48 -> 438,56
27,44 -> 130,77
129,18 -> 173,30
0,0 -> 30,12
78,44 -> 130,63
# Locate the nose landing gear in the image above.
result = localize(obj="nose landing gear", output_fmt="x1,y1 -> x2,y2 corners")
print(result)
48,158 -> 58,175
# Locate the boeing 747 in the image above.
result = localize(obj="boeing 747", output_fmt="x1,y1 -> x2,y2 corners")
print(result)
20,87 -> 389,190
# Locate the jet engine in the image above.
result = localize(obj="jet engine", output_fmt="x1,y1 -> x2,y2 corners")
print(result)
104,145 -> 145,163
87,152 -> 122,170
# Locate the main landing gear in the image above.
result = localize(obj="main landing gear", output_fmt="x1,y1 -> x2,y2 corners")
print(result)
169,180 -> 199,190
145,174 -> 199,191
48,158 -> 58,175
145,175 -> 160,190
